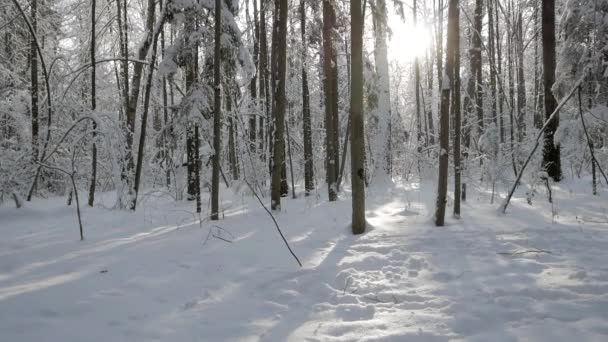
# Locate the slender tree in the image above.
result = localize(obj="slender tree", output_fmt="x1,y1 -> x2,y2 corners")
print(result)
30,0 -> 39,165
88,0 -> 97,207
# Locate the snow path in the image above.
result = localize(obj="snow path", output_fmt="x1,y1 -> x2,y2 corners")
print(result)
1,181 -> 607,341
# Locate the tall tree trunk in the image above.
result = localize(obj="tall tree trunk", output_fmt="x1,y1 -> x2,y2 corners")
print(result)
452,0 -> 462,217
30,0 -> 39,165
435,0 -> 444,102
88,0 -> 97,207
414,0 -> 423,158
249,0 -> 259,153
228,94 -> 239,180
259,0 -> 268,157
131,9 -> 162,211
507,1 -> 517,176
435,0 -> 458,226
473,0 -> 483,138
125,0 -> 156,188
270,0 -> 288,210
541,0 -> 561,181
351,0 -> 366,234
116,0 -> 131,199
487,0 -> 497,126
516,6 -> 527,142
371,0 -> 392,182
185,15 -> 198,201
495,0 -> 504,143
211,0 -> 222,220
323,0 -> 339,201
426,49 -> 436,146
301,0 -> 314,195
533,1 -> 543,129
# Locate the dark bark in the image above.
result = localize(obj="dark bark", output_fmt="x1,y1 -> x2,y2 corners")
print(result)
211,0 -> 222,220
270,0 -> 288,210
452,0 -> 461,217
541,0 -> 561,181
30,0 -> 39,164
351,0 -> 366,234
301,0 -> 314,195
88,0 -> 97,207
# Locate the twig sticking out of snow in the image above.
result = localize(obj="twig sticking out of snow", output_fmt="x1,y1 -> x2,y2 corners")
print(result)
243,180 -> 302,267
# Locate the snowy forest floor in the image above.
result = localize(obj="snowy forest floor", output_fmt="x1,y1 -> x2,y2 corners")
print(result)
1,178 -> 608,341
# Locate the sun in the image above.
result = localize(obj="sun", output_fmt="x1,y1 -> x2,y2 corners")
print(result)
388,19 -> 432,63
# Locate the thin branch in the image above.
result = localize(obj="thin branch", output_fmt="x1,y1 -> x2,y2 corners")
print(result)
501,77 -> 585,213
243,180 -> 302,267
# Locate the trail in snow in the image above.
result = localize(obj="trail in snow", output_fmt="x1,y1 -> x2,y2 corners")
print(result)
1,180 -> 607,341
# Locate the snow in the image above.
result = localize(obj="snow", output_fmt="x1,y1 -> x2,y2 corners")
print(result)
1,179 -> 608,341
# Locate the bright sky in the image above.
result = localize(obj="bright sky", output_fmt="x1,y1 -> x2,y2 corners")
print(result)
387,12 -> 433,63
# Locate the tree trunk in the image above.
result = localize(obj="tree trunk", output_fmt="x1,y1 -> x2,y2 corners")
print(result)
452,0 -> 462,217
435,0 -> 458,226
301,0 -> 314,196
88,0 -> 97,207
371,0 -> 392,182
30,0 -> 39,165
270,0 -> 288,210
473,0 -> 483,137
211,0 -> 222,220
131,9 -> 162,210
516,6 -> 527,142
541,0 -> 561,182
323,0 -> 339,201
414,0 -> 423,159
351,0 -> 366,234
228,95 -> 239,180
249,0 -> 259,153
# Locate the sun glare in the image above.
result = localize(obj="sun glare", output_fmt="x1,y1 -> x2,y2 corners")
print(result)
388,19 -> 432,63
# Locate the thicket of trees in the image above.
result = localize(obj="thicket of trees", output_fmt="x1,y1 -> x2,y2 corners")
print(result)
1,0 -> 606,234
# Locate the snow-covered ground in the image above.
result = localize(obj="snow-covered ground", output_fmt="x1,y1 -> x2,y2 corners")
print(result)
1,179 -> 607,341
